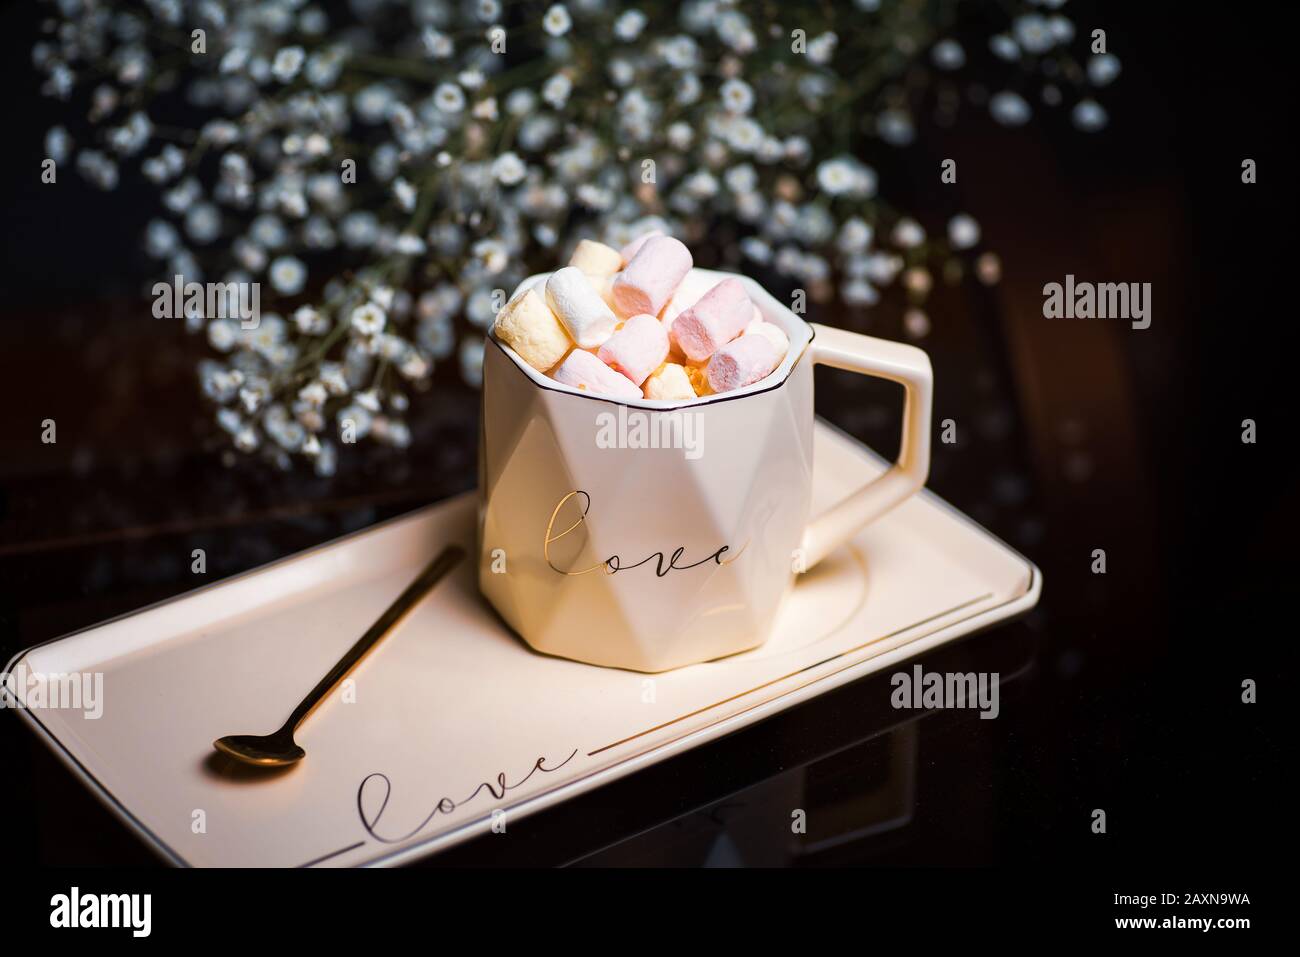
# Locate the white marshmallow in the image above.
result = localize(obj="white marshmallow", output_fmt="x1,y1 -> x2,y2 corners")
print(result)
743,318 -> 790,360
545,266 -> 618,349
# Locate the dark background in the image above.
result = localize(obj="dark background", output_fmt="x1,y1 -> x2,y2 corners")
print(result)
0,0 -> 1289,890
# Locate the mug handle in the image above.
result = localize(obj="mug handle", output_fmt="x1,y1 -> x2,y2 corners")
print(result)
800,323 -> 934,570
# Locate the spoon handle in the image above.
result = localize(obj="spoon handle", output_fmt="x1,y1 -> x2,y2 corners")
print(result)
286,544 -> 465,731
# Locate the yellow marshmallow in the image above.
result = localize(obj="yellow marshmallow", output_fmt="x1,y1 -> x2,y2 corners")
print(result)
643,363 -> 696,401
568,239 -> 624,277
684,364 -> 713,397
494,288 -> 572,372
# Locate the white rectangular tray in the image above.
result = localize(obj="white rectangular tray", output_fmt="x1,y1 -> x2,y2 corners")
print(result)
5,421 -> 1039,867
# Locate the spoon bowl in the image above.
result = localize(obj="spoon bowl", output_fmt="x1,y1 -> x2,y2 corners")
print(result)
213,731 -> 306,767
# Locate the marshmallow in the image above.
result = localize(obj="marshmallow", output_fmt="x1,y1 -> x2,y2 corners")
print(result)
643,363 -> 696,401
545,266 -> 618,348
684,364 -> 713,397
743,318 -> 790,360
706,334 -> 781,393
671,277 -> 753,363
493,288 -> 572,372
592,272 -> 621,313
659,293 -> 684,334
568,239 -> 623,277
552,348 -> 642,399
619,230 -> 664,263
597,314 -> 669,386
612,236 -> 693,318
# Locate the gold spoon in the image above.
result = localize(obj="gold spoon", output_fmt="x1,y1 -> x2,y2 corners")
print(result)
213,544 -> 465,768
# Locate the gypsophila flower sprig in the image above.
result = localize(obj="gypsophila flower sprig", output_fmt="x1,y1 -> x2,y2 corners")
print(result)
35,0 -> 1119,471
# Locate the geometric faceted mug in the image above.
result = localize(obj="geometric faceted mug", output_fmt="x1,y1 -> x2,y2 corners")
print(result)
479,268 -> 933,672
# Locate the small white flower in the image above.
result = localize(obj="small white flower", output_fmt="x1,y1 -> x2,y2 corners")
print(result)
472,238 -> 509,274
269,256 -> 306,295
434,82 -> 466,113
1012,15 -> 1054,54
272,47 -> 305,82
543,4 -> 572,37
208,319 -> 237,352
1048,16 -> 1074,43
989,34 -> 1020,61
842,279 -> 880,307
719,78 -> 754,114
185,202 -> 221,244
948,214 -> 981,250
862,252 -> 903,284
724,163 -> 757,194
667,122 -> 693,150
614,10 -> 647,41
815,157 -> 876,198
542,74 -> 572,109
422,28 -> 454,59
350,302 -> 386,337
298,381 -> 328,406
1072,100 -> 1108,132
807,32 -> 838,65
726,117 -> 764,153
492,151 -> 527,186
320,363 -> 349,395
505,89 -> 536,116
989,91 -> 1031,126
676,73 -> 701,105
392,177 -> 417,212
145,219 -> 179,258
891,219 -> 926,249
394,233 -> 427,255
837,218 -> 873,255
659,36 -> 699,70
399,351 -> 430,380
1087,54 -> 1122,87
931,39 -> 965,70
368,286 -> 396,311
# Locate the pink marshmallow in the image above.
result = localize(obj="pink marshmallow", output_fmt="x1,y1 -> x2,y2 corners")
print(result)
619,230 -> 664,262
612,236 -> 692,318
671,278 -> 753,363
552,348 -> 642,399
597,314 -> 669,386
706,334 -> 781,393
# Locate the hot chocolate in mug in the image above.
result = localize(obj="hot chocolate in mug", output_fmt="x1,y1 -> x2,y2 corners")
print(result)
479,268 -> 932,672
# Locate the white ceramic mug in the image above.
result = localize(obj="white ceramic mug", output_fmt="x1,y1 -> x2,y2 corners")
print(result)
478,268 -> 933,672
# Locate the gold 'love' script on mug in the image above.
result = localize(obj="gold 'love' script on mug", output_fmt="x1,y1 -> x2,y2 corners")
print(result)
544,490 -> 745,577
